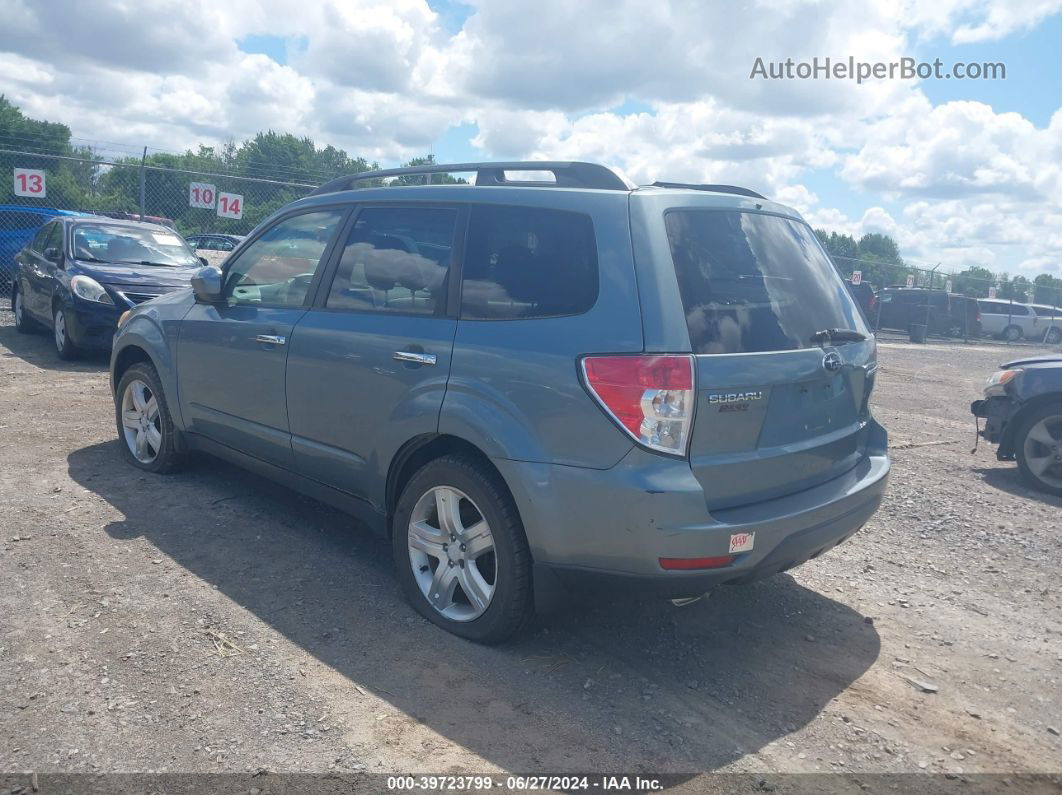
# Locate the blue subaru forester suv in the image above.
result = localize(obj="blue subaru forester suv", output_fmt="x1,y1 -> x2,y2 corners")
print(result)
109,161 -> 889,643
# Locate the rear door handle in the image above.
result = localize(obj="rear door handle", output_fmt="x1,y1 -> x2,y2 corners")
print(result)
255,334 -> 286,346
393,350 -> 436,365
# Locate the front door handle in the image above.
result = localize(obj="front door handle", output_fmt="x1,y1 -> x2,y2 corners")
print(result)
255,334 -> 286,346
393,350 -> 436,365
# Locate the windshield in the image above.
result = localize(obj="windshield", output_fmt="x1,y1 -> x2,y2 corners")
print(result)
665,209 -> 869,354
72,223 -> 199,267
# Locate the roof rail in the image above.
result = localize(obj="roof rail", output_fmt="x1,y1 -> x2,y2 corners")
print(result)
308,161 -> 635,196
649,181 -> 766,200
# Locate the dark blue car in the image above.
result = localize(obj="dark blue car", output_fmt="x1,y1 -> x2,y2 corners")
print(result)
11,215 -> 204,359
0,205 -> 90,295
972,354 -> 1062,495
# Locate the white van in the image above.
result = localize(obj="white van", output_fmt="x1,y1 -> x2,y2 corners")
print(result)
978,300 -> 1039,341
1028,304 -> 1062,344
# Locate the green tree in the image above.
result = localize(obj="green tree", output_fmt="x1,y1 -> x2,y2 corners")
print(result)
0,94 -> 95,209
1033,274 -> 1062,306
951,266 -> 995,298
390,154 -> 467,186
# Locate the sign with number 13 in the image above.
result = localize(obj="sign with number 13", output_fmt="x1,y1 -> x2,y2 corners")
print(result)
14,168 -> 46,197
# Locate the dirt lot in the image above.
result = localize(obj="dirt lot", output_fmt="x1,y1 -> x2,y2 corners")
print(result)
1,308 -> 1060,787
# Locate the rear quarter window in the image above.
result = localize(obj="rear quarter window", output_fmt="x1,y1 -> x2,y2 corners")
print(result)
460,205 -> 598,319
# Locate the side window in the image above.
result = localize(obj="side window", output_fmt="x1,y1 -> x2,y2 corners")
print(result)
224,210 -> 344,307
880,292 -> 894,304
325,206 -> 457,315
461,205 -> 598,319
185,236 -> 201,249
215,238 -> 235,251
30,222 -> 55,252
42,223 -> 63,255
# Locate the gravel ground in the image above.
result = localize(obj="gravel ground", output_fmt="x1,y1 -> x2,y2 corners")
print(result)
1,308 -> 1060,787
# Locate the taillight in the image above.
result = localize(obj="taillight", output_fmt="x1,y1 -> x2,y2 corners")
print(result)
581,354 -> 695,456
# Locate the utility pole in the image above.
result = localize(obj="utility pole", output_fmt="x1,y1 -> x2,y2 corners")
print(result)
138,146 -> 147,221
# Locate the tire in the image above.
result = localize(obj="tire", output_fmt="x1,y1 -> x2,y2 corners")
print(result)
1046,328 -> 1062,345
114,362 -> 186,474
1003,325 -> 1022,342
392,455 -> 533,644
1014,402 -> 1062,497
12,286 -> 40,333
52,305 -> 79,360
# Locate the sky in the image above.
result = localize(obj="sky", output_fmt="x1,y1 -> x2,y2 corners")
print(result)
0,0 -> 1060,276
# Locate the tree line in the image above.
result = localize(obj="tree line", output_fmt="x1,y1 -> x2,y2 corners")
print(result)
0,96 -> 458,236
2,94 -> 1058,300
814,228 -> 1062,306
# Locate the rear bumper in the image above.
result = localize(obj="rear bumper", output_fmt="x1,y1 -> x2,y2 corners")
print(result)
495,420 -> 890,599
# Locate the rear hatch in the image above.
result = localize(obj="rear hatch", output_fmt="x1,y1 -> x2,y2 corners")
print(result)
663,208 -> 876,511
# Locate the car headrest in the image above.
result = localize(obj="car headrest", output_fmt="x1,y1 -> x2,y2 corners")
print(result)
394,254 -> 432,293
354,242 -> 396,291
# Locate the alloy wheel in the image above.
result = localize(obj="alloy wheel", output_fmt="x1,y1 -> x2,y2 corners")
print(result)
53,309 -> 66,350
407,486 -> 497,622
1022,415 -> 1062,489
120,379 -> 163,463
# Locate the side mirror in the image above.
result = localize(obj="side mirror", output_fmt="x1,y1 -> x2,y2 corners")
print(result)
191,265 -> 224,304
198,256 -> 209,267
43,247 -> 61,262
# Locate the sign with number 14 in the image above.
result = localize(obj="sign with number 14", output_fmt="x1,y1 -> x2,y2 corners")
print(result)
217,192 -> 243,219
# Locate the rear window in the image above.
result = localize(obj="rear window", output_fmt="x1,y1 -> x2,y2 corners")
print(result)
460,205 -> 598,319
1034,306 -> 1061,317
664,210 -> 867,354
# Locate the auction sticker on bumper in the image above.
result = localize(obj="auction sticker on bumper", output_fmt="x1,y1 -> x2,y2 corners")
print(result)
729,532 -> 755,554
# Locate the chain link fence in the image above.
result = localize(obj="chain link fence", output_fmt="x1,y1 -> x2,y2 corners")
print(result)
1,142 -> 1060,349
0,147 -> 319,297
827,254 -> 1062,346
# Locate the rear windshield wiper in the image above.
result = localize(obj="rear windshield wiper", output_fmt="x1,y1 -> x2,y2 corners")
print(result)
811,328 -> 869,345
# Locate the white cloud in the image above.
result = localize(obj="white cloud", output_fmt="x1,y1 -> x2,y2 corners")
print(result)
897,0 -> 1062,43
840,98 -> 1056,201
0,0 -> 1061,276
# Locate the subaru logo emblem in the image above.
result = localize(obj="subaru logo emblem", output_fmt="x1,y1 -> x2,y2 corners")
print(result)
822,351 -> 843,372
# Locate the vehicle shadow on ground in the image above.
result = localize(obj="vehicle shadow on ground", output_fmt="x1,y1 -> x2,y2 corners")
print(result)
973,465 -> 1062,507
69,440 -> 881,775
0,315 -> 109,372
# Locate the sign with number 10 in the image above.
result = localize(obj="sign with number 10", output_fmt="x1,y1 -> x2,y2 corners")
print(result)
189,182 -> 216,209
217,192 -> 243,219
14,168 -> 46,197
